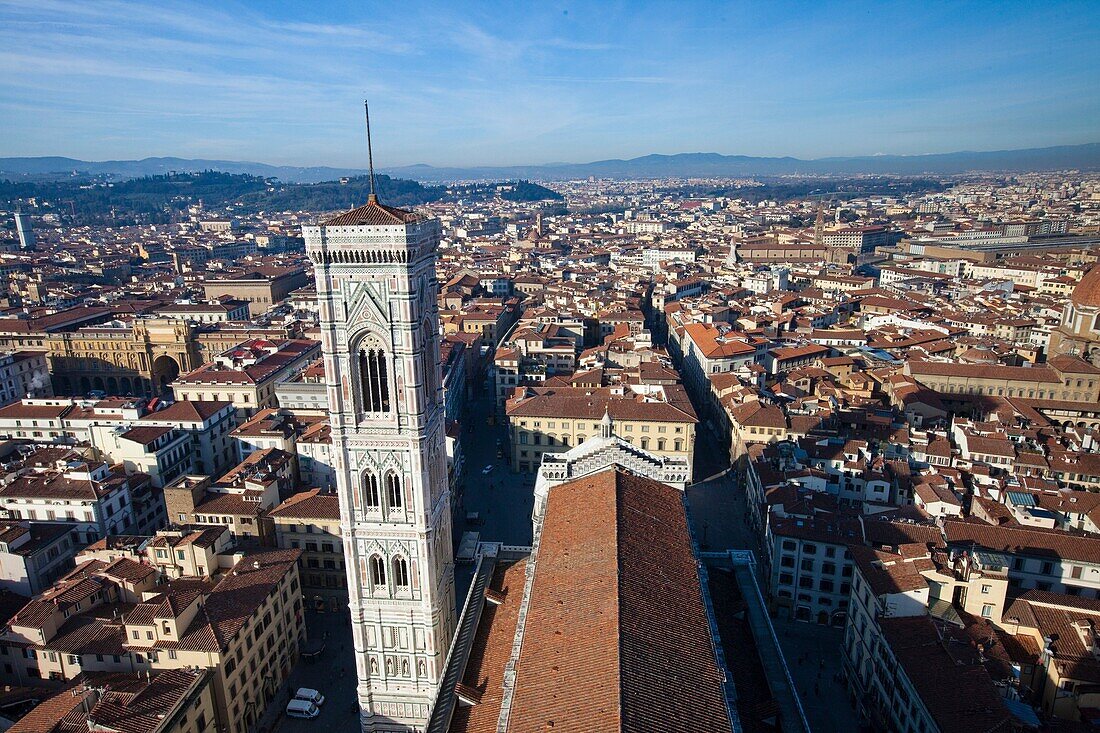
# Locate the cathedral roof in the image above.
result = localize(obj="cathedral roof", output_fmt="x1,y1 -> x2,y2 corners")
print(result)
322,196 -> 424,227
440,468 -> 734,733
1071,265 -> 1100,309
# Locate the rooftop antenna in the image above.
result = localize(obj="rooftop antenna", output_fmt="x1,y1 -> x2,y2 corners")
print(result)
364,99 -> 377,204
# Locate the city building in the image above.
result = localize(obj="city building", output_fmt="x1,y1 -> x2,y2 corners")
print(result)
171,339 -> 320,417
0,352 -> 51,407
6,669 -> 218,733
0,522 -> 77,596
1048,264 -> 1100,363
13,213 -> 34,250
0,457 -> 160,545
270,488 -> 345,612
0,541 -> 304,733
201,265 -> 309,317
505,384 -> 697,474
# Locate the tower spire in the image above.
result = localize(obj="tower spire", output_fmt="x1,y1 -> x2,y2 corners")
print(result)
364,98 -> 377,204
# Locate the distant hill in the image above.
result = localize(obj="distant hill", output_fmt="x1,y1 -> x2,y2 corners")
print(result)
2,143 -> 1097,184
0,156 -> 369,184
382,143 -> 1100,181
0,171 -> 563,226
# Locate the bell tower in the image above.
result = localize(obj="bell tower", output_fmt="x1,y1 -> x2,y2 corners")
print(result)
303,107 -> 455,732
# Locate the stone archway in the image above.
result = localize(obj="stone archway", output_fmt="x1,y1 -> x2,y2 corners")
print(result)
79,377 -> 92,394
92,377 -> 105,392
120,377 -> 133,395
106,377 -> 118,395
152,355 -> 181,393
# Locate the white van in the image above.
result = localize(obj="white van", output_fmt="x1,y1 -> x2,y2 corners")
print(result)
285,699 -> 320,719
294,688 -> 325,706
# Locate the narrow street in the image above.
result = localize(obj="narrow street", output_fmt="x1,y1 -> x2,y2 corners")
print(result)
451,390 -> 537,550
450,387 -> 537,602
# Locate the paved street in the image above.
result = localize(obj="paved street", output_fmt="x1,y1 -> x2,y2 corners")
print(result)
452,391 -> 537,549
451,390 -> 536,601
686,471 -> 762,553
271,611 -> 358,733
772,618 -> 860,733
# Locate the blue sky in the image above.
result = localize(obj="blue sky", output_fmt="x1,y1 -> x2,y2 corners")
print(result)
0,0 -> 1098,167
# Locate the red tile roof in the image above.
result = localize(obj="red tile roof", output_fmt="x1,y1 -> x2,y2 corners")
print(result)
323,200 -> 423,226
945,519 -> 1100,564
270,489 -> 340,521
448,560 -> 528,733
504,469 -> 732,732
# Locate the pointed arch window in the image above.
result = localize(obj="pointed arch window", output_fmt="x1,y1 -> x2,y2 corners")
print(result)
386,473 -> 403,510
358,336 -> 391,414
422,318 -> 437,401
369,555 -> 386,587
364,473 -> 381,510
392,556 -> 410,588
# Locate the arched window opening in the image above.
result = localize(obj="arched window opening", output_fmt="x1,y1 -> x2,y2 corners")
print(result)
392,556 -> 410,588
369,555 -> 386,586
423,320 -> 435,396
386,473 -> 403,510
364,473 -> 381,509
358,340 -> 391,413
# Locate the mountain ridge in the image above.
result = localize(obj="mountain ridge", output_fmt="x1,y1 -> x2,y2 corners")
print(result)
2,143 -> 1097,183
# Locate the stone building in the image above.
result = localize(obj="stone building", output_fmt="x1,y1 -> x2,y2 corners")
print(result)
304,194 -> 456,731
46,318 -> 202,396
505,384 -> 697,474
1048,264 -> 1100,364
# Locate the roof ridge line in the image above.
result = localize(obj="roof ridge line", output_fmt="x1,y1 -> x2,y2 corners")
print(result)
613,470 -> 626,730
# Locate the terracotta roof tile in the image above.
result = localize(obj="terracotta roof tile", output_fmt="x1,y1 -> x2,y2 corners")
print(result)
323,200 -> 423,226
505,469 -> 732,732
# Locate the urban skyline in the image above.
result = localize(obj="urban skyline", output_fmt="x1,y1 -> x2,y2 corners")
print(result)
1,3 -> 1100,733
1,0 -> 1098,167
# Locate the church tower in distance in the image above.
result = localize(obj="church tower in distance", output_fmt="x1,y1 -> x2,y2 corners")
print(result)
304,180 -> 456,731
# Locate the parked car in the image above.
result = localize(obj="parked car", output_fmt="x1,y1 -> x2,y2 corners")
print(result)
294,688 -> 325,706
286,699 -> 320,719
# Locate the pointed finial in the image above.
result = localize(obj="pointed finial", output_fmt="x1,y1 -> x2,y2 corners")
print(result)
364,99 -> 377,204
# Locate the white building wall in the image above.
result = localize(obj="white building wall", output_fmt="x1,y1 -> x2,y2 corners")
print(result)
305,211 -> 456,732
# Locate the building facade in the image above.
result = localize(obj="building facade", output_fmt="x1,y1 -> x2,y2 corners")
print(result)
305,196 -> 456,732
